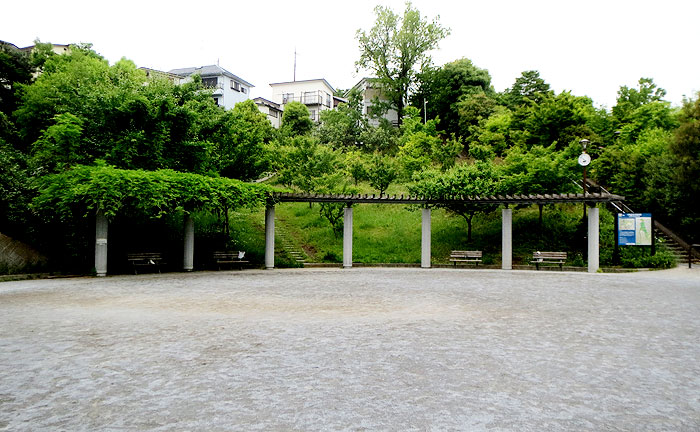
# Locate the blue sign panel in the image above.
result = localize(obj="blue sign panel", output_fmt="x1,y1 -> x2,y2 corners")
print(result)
618,213 -> 652,246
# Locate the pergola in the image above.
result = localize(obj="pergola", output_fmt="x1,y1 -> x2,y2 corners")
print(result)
263,191 -> 625,273
93,191 -> 624,275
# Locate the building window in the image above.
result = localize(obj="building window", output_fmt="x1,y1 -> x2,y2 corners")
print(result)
231,80 -> 241,92
309,110 -> 316,121
269,110 -> 278,118
283,93 -> 294,103
202,77 -> 218,88
241,87 -> 247,94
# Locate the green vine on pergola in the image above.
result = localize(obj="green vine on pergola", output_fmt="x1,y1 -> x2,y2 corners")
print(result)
32,165 -> 276,221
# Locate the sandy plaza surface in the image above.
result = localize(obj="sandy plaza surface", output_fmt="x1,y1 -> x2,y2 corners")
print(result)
1,267 -> 699,431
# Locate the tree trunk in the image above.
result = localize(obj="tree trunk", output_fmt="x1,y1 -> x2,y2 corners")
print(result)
467,214 -> 474,242
224,204 -> 230,244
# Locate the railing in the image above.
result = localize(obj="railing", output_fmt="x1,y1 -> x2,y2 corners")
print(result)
580,178 -> 700,265
282,92 -> 330,107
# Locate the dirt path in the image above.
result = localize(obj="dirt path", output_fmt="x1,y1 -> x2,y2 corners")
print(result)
1,268 -> 699,431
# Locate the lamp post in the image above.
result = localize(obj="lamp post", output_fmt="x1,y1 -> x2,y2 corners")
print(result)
424,99 -> 427,124
578,139 -> 591,219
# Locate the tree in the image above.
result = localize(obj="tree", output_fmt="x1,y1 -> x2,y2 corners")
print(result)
276,136 -> 341,194
665,93 -> 700,238
413,58 -> 493,137
516,91 -> 598,150
317,88 -> 366,148
367,153 -> 398,196
0,42 -> 33,116
502,70 -> 552,109
410,160 -> 502,242
280,101 -> 313,137
355,2 -> 449,126
613,77 -> 667,124
14,46 -> 228,174
213,99 -> 274,180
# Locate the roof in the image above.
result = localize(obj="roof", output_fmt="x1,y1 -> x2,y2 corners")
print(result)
169,65 -> 254,88
269,78 -> 335,93
139,67 -> 182,81
272,192 -> 626,205
253,97 -> 282,111
350,77 -> 380,93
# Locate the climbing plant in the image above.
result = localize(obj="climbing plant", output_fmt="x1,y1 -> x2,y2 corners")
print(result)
32,164 -> 274,221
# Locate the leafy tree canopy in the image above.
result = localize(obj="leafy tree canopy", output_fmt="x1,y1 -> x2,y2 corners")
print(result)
502,70 -> 552,109
356,1 -> 449,125
280,101 -> 314,137
413,58 -> 493,137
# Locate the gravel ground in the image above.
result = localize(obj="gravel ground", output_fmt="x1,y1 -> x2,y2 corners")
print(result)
1,267 -> 699,431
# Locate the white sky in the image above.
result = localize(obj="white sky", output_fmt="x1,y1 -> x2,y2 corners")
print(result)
4,0 -> 699,110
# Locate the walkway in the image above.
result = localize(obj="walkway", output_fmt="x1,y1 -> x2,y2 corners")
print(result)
1,267 -> 698,431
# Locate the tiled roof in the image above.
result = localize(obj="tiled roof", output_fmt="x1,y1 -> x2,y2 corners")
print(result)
169,65 -> 254,87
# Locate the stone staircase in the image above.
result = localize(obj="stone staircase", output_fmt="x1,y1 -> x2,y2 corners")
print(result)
581,179 -> 699,267
275,222 -> 309,265
655,230 -> 693,263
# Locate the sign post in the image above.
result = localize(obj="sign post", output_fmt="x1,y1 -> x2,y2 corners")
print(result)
617,213 -> 653,247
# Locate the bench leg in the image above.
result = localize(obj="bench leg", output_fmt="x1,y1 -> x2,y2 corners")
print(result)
535,263 -> 540,270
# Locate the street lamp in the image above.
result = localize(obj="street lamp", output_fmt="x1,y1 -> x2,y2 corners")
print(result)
578,139 -> 591,195
578,138 -> 592,219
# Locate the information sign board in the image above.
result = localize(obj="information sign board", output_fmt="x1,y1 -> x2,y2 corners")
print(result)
617,213 -> 652,246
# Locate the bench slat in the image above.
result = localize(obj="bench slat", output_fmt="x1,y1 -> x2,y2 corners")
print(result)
532,251 -> 566,270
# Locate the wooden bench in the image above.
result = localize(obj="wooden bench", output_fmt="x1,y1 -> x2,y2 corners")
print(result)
127,252 -> 164,274
213,251 -> 249,270
450,250 -> 483,267
531,251 -> 567,270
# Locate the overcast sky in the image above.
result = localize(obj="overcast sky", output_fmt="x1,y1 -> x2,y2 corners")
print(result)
5,0 -> 699,109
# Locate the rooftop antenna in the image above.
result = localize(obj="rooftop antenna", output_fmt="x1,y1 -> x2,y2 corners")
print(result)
293,48 -> 297,82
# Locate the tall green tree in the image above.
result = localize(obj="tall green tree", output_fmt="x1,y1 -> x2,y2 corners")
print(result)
412,58 -> 493,137
213,99 -> 274,180
355,2 -> 449,126
316,88 -> 366,148
502,70 -> 552,109
613,77 -> 667,124
280,101 -> 313,137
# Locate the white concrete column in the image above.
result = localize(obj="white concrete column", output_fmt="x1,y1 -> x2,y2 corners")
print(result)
421,208 -> 431,268
95,209 -> 108,277
343,206 -> 353,268
183,213 -> 194,271
265,205 -> 275,270
588,206 -> 599,273
502,207 -> 512,270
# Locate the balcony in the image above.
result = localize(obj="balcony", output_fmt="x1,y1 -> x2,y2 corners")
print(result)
282,91 -> 331,108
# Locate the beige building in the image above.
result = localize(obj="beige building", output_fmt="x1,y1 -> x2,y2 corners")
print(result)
253,97 -> 283,128
350,77 -> 399,127
269,78 -> 336,122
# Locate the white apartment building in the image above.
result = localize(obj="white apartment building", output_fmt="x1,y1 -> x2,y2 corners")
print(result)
269,78 -> 335,122
169,65 -> 253,110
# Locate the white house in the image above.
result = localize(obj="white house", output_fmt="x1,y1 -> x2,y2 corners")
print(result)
269,78 -> 336,122
350,77 -> 399,127
253,97 -> 283,128
169,65 -> 253,110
